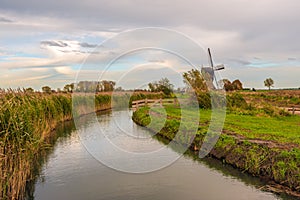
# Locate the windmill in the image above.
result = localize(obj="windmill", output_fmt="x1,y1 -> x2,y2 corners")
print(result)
201,48 -> 225,88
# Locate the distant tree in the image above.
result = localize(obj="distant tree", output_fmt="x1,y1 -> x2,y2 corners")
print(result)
220,79 -> 243,91
220,79 -> 233,91
175,87 -> 184,94
42,86 -> 52,94
158,78 -> 174,95
148,83 -> 155,92
64,83 -> 74,93
183,69 -> 207,93
232,79 -> 243,90
114,86 -> 124,92
101,80 -> 116,92
264,78 -> 274,90
25,87 -> 34,93
75,81 -> 114,92
148,78 -> 174,96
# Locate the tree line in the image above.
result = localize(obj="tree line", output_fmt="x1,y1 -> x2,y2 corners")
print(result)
20,71 -> 276,95
24,80 -> 119,94
147,69 -> 245,96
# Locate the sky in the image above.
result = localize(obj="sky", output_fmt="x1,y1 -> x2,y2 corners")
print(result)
0,0 -> 300,90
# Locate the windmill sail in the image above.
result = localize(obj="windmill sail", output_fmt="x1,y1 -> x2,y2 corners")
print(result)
202,48 -> 225,89
208,48 -> 214,69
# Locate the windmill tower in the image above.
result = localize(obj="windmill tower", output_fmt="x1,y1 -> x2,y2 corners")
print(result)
201,48 -> 225,88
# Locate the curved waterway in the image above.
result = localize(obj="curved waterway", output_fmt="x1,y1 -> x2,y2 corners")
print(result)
29,110 -> 296,200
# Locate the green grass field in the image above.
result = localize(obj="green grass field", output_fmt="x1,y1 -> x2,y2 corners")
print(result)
141,104 -> 300,145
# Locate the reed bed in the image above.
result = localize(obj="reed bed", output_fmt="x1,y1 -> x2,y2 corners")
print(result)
0,91 -> 110,199
0,91 -> 73,199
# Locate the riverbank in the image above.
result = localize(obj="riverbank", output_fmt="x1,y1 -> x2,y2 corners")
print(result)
0,91 -> 162,200
132,104 -> 300,198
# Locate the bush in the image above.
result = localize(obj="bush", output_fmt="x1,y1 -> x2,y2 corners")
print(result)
262,105 -> 275,116
279,109 -> 291,117
227,93 -> 248,109
197,92 -> 211,109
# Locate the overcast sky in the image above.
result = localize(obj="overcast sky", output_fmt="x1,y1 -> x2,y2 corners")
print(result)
0,0 -> 300,90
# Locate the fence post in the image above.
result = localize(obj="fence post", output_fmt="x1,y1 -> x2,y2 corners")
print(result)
292,107 -> 295,115
145,98 -> 148,106
160,98 -> 162,106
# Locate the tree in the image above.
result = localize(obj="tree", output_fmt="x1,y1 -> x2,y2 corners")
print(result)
63,83 -> 74,93
148,78 -> 174,96
220,79 -> 243,91
232,79 -> 243,90
158,78 -> 174,95
148,83 -> 156,92
220,79 -> 233,91
183,69 -> 208,93
42,86 -> 52,94
101,80 -> 116,92
25,87 -> 34,93
114,86 -> 124,92
264,78 -> 274,90
75,81 -> 115,92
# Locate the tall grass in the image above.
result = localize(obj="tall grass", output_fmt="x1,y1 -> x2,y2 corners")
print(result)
0,91 -> 75,199
0,91 -> 111,199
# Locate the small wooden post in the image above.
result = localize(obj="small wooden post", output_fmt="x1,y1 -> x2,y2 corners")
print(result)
160,98 -> 162,106
145,98 -> 148,106
292,107 -> 295,115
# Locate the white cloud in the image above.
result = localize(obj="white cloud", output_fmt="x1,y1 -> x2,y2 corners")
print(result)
54,66 -> 74,75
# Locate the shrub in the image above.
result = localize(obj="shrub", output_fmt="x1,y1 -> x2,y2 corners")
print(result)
227,93 -> 248,109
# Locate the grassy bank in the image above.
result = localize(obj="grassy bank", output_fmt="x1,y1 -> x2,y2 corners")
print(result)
132,93 -> 300,197
0,91 -> 162,200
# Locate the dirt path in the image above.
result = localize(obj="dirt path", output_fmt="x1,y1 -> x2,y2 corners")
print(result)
222,129 -> 300,150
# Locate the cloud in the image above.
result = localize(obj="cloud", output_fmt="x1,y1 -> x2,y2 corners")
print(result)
54,66 -> 73,75
40,40 -> 98,51
148,59 -> 165,63
0,16 -> 14,23
226,58 -> 252,66
40,40 -> 102,56
20,75 -> 52,81
41,41 -> 69,47
79,42 -> 97,48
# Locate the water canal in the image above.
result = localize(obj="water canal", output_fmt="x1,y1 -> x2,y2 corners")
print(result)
28,110 -> 296,200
